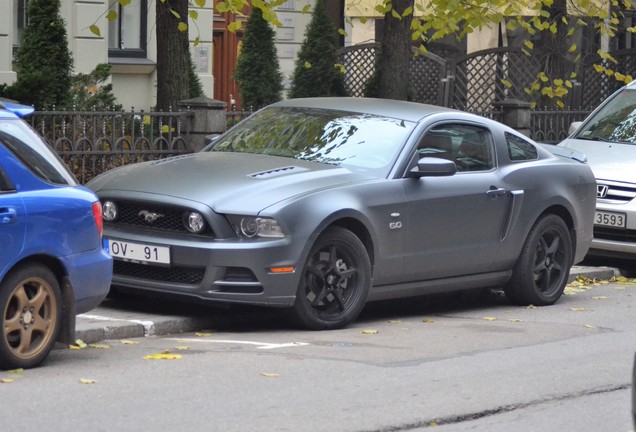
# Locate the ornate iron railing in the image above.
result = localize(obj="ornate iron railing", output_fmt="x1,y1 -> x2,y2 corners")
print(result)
28,109 -> 193,184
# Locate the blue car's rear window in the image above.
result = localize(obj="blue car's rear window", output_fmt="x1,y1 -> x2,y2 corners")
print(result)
0,118 -> 76,185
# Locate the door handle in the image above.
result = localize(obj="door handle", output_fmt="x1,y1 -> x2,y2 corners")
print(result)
486,187 -> 507,197
0,207 -> 17,224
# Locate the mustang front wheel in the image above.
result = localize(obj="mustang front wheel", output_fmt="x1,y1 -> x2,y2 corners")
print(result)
505,214 -> 572,306
292,227 -> 371,330
0,264 -> 62,370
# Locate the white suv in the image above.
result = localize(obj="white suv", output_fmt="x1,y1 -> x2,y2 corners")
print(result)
560,81 -> 636,274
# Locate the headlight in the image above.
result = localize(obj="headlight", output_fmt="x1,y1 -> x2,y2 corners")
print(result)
185,211 -> 206,233
228,216 -> 284,239
102,200 -> 118,221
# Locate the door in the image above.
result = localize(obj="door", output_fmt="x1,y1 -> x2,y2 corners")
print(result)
0,163 -> 26,275
401,123 -> 511,281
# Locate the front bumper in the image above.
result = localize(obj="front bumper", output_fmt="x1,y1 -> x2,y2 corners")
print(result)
105,229 -> 307,307
588,197 -> 636,260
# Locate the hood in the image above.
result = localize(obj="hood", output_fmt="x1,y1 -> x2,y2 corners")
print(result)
87,152 -> 374,213
559,138 -> 636,184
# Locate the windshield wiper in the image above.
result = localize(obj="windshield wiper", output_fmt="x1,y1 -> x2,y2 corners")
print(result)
575,135 -> 616,143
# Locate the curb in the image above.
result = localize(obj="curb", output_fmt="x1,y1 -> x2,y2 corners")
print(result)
73,266 -> 619,344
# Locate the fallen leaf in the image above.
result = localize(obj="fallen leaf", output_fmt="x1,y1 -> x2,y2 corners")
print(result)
361,329 -> 379,334
195,332 -> 213,337
1,378 -> 14,383
88,344 -> 110,349
482,316 -> 497,321
422,319 -> 435,323
79,378 -> 96,384
9,369 -> 24,374
260,372 -> 281,377
570,307 -> 586,311
584,324 -> 597,329
69,339 -> 87,349
592,296 -> 607,300
388,320 -> 401,324
120,340 -> 139,345
508,319 -> 524,322
526,305 -> 539,309
174,346 -> 191,351
144,352 -> 182,360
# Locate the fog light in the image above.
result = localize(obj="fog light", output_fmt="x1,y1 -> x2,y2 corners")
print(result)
186,211 -> 205,233
102,201 -> 117,221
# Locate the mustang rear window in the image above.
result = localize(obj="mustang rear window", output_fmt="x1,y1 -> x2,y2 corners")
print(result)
210,107 -> 416,169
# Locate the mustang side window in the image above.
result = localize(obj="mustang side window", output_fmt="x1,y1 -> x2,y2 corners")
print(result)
506,132 -> 538,161
419,124 -> 495,171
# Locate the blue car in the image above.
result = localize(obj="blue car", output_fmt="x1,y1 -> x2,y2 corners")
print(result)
0,100 -> 112,369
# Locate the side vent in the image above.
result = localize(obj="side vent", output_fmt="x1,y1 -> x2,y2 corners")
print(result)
248,166 -> 308,179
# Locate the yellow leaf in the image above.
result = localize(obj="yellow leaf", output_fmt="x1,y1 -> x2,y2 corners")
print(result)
500,79 -> 512,88
584,324 -> 597,329
88,344 -> 110,349
508,319 -> 524,322
79,378 -> 96,384
193,36 -> 200,47
9,368 -> 24,374
70,339 -> 87,349
422,319 -> 434,323
482,316 -> 497,321
120,339 -> 139,345
119,0 -> 131,6
144,353 -> 182,360
304,61 -> 312,69
178,22 -> 188,32
189,10 -> 198,20
302,4 -> 311,13
174,346 -> 191,350
568,44 -> 577,53
592,296 -> 607,300
195,332 -> 213,337
260,372 -> 281,377
195,0 -> 206,7
524,40 -> 534,50
361,329 -> 379,334
569,307 -> 586,311
526,305 -> 539,309
228,21 -> 242,32
556,100 -> 565,108
89,25 -> 101,37
338,28 -> 347,36
171,9 -> 181,19
106,10 -> 118,21
388,320 -> 401,324
1,378 -> 14,383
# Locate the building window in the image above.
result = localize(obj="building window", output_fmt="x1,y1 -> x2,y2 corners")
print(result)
108,0 -> 147,58
12,0 -> 28,50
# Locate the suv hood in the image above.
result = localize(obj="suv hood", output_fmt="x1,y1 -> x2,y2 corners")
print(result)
87,152 -> 375,212
559,138 -> 636,184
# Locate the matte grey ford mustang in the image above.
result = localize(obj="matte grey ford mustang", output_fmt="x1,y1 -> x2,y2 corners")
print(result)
87,98 -> 597,329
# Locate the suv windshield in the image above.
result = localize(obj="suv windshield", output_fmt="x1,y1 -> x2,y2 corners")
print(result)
576,88 -> 636,144
209,107 -> 415,173
0,118 -> 76,185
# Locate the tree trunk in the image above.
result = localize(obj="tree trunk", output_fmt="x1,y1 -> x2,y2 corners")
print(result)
156,0 -> 190,110
377,0 -> 414,100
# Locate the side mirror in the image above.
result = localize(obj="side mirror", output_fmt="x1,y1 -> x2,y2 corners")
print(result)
409,157 -> 457,178
568,121 -> 583,136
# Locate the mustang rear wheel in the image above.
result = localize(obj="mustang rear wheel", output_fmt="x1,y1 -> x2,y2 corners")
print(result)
292,227 -> 371,330
0,264 -> 62,370
505,214 -> 572,306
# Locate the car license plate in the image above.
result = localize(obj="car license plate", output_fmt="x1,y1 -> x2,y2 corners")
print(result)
594,210 -> 626,228
104,239 -> 170,264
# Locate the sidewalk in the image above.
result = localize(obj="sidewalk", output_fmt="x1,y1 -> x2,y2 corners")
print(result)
73,266 -> 619,344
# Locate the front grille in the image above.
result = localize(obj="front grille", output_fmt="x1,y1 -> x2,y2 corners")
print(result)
594,227 -> 636,243
114,260 -> 206,285
597,180 -> 636,204
105,199 -> 213,236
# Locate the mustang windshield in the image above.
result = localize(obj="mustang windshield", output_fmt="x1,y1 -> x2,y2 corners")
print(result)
210,107 -> 416,170
576,88 -> 636,144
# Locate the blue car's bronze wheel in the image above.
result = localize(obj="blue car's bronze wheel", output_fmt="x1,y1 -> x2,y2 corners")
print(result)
0,264 -> 61,370
292,227 -> 371,330
505,214 -> 572,306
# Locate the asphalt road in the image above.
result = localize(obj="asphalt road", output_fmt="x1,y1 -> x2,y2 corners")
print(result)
1,266 -> 633,432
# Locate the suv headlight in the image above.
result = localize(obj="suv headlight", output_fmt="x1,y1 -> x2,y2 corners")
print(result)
228,216 -> 284,239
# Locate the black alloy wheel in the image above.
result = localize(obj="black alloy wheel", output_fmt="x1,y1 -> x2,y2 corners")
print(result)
505,214 -> 573,306
292,226 -> 371,330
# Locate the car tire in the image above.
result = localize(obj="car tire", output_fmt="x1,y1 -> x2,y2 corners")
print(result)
0,264 -> 62,370
292,226 -> 371,330
505,214 -> 572,306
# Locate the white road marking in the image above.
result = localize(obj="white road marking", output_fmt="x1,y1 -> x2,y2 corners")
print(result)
167,338 -> 310,350
78,314 -> 156,336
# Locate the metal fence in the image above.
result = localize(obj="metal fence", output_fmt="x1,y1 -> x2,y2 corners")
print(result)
530,109 -> 592,144
29,109 -> 193,184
